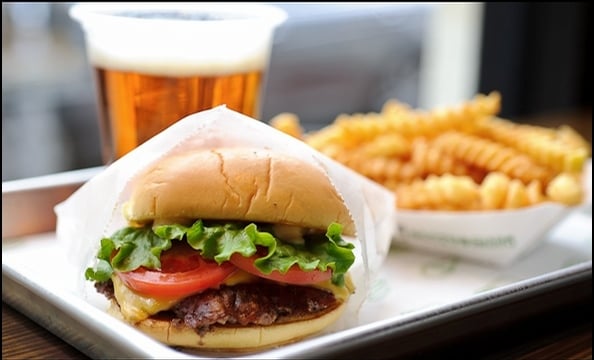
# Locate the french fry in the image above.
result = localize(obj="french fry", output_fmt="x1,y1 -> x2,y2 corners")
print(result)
269,112 -> 304,140
546,172 -> 584,205
269,92 -> 588,211
476,116 -> 589,173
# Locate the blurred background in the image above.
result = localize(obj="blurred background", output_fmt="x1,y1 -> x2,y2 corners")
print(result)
2,3 -> 591,181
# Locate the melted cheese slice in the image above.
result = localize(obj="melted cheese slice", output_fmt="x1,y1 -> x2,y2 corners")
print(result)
315,273 -> 355,302
112,271 -> 355,323
112,275 -> 180,323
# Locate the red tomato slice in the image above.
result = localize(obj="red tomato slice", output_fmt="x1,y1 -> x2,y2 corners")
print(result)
116,243 -> 237,297
229,253 -> 332,285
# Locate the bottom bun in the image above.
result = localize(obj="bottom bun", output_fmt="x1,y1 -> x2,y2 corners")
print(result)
108,299 -> 348,351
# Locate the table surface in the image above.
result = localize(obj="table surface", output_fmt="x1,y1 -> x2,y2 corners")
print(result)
2,109 -> 592,360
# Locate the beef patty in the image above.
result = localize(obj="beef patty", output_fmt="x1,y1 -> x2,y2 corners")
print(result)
96,280 -> 340,334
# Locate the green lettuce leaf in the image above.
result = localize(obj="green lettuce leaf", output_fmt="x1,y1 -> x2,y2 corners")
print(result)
85,221 -> 355,286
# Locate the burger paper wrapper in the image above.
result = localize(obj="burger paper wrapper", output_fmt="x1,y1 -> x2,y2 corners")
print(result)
392,159 -> 592,266
55,105 -> 397,333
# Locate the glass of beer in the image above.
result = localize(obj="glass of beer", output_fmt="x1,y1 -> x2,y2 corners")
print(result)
70,3 -> 286,163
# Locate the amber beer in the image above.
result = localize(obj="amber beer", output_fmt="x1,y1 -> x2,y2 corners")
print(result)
94,66 -> 263,161
70,3 -> 287,163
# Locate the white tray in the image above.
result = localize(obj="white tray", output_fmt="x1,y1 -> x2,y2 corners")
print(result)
2,168 -> 592,359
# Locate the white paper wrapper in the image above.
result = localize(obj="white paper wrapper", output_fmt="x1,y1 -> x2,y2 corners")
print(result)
392,159 -> 592,266
55,105 -> 397,332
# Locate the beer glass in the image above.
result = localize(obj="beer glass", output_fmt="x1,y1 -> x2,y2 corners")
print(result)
70,3 -> 286,163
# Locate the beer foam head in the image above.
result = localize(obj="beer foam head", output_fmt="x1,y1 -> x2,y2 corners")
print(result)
70,3 -> 287,76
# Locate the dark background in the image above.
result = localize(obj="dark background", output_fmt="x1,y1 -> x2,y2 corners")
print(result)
479,2 -> 591,118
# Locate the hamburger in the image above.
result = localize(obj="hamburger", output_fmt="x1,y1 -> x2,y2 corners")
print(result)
85,147 -> 357,351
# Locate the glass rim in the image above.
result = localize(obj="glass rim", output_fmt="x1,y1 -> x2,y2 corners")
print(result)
69,2 -> 288,30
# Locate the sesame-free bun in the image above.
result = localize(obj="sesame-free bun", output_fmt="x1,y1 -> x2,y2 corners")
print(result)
125,148 -> 356,235
108,299 -> 348,351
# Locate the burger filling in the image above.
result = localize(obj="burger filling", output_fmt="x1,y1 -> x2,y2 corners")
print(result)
86,220 -> 356,332
97,279 -> 345,335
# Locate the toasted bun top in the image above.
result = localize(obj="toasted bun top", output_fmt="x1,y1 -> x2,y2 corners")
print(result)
125,148 -> 355,235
